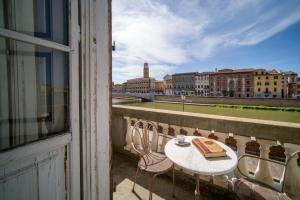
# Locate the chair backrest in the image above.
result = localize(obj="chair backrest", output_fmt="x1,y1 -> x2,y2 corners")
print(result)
131,120 -> 158,156
237,150 -> 300,192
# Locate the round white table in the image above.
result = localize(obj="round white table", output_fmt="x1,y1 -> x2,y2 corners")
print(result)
165,136 -> 238,200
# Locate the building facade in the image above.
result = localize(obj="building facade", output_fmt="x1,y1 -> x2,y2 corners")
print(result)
254,69 -> 283,98
288,78 -> 300,98
125,62 -> 155,93
154,80 -> 164,94
172,72 -> 197,96
163,75 -> 173,95
282,71 -> 298,98
195,72 -> 211,96
112,84 -> 123,93
210,69 -> 255,98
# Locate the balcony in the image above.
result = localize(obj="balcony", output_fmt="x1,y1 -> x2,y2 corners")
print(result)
112,151 -> 234,200
111,105 -> 300,199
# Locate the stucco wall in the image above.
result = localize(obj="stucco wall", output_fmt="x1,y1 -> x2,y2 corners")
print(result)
155,95 -> 300,107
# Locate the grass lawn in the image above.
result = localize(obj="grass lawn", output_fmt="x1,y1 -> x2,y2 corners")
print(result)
125,102 -> 300,123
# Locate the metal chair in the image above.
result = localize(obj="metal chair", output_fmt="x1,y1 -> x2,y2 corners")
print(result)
232,150 -> 300,200
131,120 -> 175,200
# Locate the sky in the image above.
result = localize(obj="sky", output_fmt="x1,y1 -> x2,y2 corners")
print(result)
112,0 -> 300,84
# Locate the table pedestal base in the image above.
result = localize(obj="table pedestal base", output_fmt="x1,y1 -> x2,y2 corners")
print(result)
194,174 -> 200,200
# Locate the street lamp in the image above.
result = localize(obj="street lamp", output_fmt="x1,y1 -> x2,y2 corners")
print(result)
181,90 -> 186,112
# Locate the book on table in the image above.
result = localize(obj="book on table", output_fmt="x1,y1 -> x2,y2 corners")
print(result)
192,137 -> 227,158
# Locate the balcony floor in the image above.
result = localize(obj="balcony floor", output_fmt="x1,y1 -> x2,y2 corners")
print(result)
112,152 -> 234,200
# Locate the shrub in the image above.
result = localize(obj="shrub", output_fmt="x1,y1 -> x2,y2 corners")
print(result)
209,104 -> 300,112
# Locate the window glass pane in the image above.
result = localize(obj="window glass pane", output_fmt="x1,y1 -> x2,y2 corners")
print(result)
0,0 -> 68,45
0,37 -> 69,151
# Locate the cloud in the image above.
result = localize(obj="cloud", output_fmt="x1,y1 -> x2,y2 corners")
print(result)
112,0 -> 300,83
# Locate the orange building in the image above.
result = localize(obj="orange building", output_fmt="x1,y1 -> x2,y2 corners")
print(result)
288,78 -> 300,98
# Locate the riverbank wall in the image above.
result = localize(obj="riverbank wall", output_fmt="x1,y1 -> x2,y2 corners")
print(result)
155,95 -> 300,107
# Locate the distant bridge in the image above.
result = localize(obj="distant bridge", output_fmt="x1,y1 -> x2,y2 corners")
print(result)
112,92 -> 155,101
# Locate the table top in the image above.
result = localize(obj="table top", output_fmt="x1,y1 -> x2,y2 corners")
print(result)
164,136 -> 238,176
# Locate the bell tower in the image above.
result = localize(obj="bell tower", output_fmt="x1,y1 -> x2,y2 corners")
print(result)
143,62 -> 149,78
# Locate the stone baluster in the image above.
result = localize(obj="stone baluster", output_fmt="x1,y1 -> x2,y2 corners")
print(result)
197,129 -> 212,181
150,121 -> 158,152
200,129 -> 210,138
124,117 -> 133,151
173,125 -> 181,137
213,131 -> 231,188
155,123 -> 163,152
283,143 -> 300,197
160,124 -> 169,152
254,139 -> 276,187
214,131 -> 226,142
234,135 -> 249,178
186,127 -> 194,136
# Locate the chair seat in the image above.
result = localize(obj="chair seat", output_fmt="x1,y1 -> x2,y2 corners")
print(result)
234,178 -> 291,200
138,152 -> 173,173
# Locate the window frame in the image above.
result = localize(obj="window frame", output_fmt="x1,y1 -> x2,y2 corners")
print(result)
0,0 -> 81,198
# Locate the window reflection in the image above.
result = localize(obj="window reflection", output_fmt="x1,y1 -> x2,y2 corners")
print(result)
0,0 -> 68,45
0,37 -> 69,151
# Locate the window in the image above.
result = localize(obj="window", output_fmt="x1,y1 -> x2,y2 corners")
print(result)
274,76 -> 278,79
274,88 -> 277,92
274,81 -> 277,85
0,0 -> 68,45
258,76 -> 261,80
0,0 -> 69,151
266,76 -> 269,79
258,88 -> 261,92
265,82 -> 269,86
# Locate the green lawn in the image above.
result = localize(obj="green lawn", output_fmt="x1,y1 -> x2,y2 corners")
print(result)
125,102 -> 300,123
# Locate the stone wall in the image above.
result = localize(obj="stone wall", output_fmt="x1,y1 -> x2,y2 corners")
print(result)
111,105 -> 300,152
155,95 -> 300,107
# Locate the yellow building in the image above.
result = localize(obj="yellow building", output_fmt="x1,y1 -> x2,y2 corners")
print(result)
254,69 -> 283,98
154,80 -> 164,94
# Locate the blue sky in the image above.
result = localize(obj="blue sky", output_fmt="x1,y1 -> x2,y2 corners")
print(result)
112,0 -> 300,83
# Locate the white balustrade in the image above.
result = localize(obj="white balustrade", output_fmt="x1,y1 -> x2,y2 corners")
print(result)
124,117 -> 133,151
121,115 -> 300,198
212,131 -> 230,188
234,135 -> 249,177
150,121 -> 158,152
160,124 -> 169,152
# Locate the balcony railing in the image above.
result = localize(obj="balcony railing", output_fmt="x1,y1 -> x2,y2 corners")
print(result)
112,105 -> 300,198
